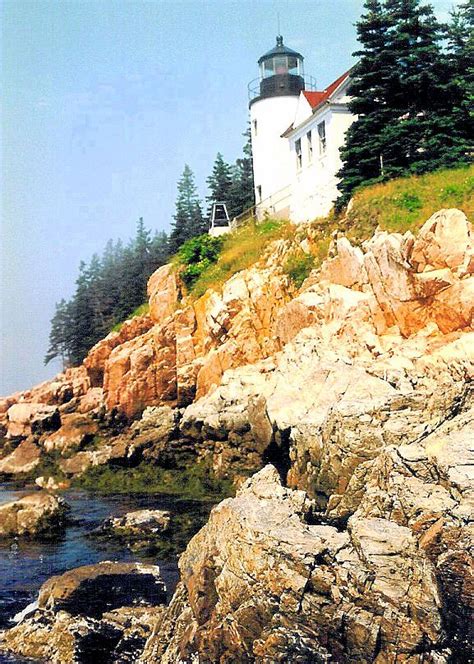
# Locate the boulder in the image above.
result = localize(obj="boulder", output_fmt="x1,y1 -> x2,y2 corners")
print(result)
0,437 -> 41,475
94,509 -> 173,551
35,476 -> 70,491
42,413 -> 99,455
410,208 -> 474,276
105,509 -> 171,534
6,403 -> 60,438
147,466 -> 446,663
38,561 -> 166,618
0,493 -> 68,537
0,602 -> 164,664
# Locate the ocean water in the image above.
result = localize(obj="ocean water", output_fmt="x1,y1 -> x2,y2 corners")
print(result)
0,484 -> 206,663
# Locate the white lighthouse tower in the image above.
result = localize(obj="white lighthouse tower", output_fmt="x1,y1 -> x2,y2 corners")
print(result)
249,36 -> 308,219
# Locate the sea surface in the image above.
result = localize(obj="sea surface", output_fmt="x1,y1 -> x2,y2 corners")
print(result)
0,483 -> 205,663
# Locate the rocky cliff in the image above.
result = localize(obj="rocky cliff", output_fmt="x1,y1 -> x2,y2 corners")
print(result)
1,208 -> 473,662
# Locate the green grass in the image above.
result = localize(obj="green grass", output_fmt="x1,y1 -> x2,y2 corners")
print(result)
283,251 -> 315,288
186,219 -> 292,299
111,302 -> 150,333
342,164 -> 474,241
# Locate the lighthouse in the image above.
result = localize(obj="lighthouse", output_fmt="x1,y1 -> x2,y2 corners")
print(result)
249,36 -> 309,219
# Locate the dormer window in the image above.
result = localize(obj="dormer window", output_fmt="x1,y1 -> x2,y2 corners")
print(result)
318,121 -> 327,155
295,138 -> 302,170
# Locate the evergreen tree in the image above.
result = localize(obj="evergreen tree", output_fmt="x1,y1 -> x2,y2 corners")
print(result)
338,0 -> 472,205
206,153 -> 233,218
444,0 -> 474,160
45,219 -> 171,367
68,261 -> 97,365
337,0 -> 395,202
170,165 -> 206,252
44,299 -> 74,367
381,0 -> 453,173
228,126 -> 255,218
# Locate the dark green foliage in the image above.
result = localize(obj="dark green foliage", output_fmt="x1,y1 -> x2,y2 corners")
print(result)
207,128 -> 256,221
169,165 -> 206,253
228,126 -> 256,218
206,152 -> 234,217
338,0 -> 473,205
73,459 -> 233,501
45,219 -> 170,367
178,234 -> 224,288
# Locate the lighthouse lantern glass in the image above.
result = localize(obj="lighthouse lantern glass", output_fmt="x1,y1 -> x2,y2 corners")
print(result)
260,54 -> 303,80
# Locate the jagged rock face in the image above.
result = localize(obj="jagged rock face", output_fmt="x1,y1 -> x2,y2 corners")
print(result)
3,208 -> 472,424
84,314 -> 155,387
0,493 -> 68,537
145,466 -> 453,662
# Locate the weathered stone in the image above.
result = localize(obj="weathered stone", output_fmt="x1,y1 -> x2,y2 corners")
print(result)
147,466 -> 446,663
103,509 -> 171,534
147,263 -> 179,324
38,561 -> 166,617
6,403 -> 60,438
0,437 -> 41,475
0,493 -> 68,537
410,208 -> 474,276
42,413 -> 99,455
84,314 -> 155,386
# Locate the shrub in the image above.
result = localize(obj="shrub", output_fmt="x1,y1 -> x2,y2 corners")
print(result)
177,235 -> 224,289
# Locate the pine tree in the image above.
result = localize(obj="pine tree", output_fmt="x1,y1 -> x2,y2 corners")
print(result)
443,0 -> 474,163
337,0 -> 395,203
338,0 -> 472,205
68,261 -> 97,365
170,165 -> 206,253
380,0 -> 451,174
228,127 -> 255,218
206,153 -> 233,218
44,299 -> 74,366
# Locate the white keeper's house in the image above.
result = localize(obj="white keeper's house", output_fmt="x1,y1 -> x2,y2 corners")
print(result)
249,36 -> 354,223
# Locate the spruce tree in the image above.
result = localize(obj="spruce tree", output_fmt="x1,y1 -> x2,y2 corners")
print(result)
338,0 -> 394,203
338,0 -> 472,205
444,0 -> 474,164
170,165 -> 206,252
228,127 -> 255,218
206,153 -> 233,218
44,299 -> 74,366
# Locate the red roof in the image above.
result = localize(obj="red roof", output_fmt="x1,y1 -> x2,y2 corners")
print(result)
302,70 -> 351,110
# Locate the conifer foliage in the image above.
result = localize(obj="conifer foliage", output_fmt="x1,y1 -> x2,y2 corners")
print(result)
45,220 -> 170,367
338,0 -> 473,204
169,165 -> 206,253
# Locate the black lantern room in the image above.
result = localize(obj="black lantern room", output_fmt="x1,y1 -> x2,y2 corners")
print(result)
253,35 -> 305,103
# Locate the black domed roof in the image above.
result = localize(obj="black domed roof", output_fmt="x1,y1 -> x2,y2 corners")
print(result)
258,36 -> 304,65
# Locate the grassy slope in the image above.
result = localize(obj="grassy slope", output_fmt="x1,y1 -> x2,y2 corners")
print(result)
342,164 -> 474,241
113,164 -> 474,328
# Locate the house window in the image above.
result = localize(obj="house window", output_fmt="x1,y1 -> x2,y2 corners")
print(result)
253,119 -> 258,136
318,121 -> 327,155
257,185 -> 262,202
307,131 -> 313,162
295,138 -> 302,170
